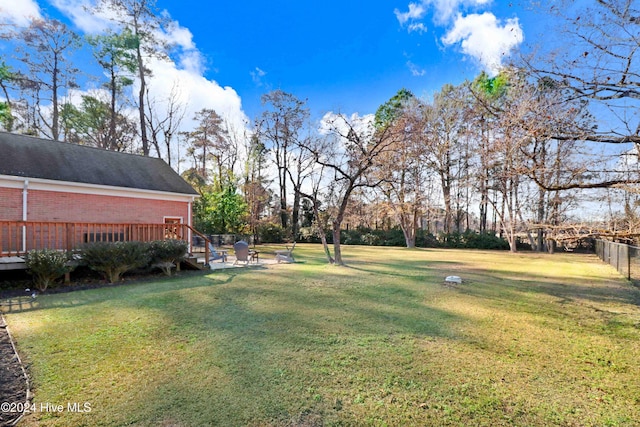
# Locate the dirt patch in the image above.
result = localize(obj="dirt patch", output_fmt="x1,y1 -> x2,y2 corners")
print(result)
0,316 -> 28,427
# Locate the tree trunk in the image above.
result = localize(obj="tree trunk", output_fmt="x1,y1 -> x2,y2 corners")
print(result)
332,224 -> 343,265
313,202 -> 333,264
109,67 -> 118,150
135,35 -> 149,155
291,188 -> 301,239
399,210 -> 417,248
51,54 -> 60,141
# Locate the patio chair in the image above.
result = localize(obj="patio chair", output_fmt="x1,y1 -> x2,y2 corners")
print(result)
233,240 -> 250,265
275,241 -> 296,263
208,242 -> 227,263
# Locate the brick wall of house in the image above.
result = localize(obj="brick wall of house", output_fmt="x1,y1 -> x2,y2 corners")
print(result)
25,190 -> 190,223
0,187 -> 23,221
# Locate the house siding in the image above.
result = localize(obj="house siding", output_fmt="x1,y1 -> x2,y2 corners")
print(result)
25,190 -> 189,223
0,187 -> 23,221
0,187 -> 190,224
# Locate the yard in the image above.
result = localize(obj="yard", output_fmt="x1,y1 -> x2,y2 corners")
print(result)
2,245 -> 640,426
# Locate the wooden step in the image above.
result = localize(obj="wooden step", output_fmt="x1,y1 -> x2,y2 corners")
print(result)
181,256 -> 208,271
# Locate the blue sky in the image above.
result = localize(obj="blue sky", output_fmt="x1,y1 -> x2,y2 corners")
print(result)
162,0 -> 530,119
0,0 -> 541,124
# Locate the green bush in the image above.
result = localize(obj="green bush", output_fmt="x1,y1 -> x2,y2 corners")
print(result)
149,240 -> 188,276
81,241 -> 151,283
256,222 -> 285,243
416,230 -> 439,248
438,231 -> 510,250
463,231 -> 510,250
24,249 -> 73,292
297,227 -> 321,244
341,228 -> 363,245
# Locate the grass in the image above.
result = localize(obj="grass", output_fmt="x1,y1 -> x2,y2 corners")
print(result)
3,244 -> 640,426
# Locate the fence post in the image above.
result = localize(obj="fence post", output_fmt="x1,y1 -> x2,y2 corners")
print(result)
628,245 -> 631,281
66,223 -> 73,252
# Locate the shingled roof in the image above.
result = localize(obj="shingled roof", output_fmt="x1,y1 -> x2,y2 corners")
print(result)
0,132 -> 198,195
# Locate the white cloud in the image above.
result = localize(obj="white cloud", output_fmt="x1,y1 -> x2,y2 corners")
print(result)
162,21 -> 196,51
442,12 -> 523,75
431,0 -> 491,23
144,55 -> 248,142
394,3 -> 427,25
0,0 -> 42,27
250,67 -> 267,86
408,22 -> 427,34
395,0 -> 492,26
50,0 -> 115,33
407,60 -> 426,76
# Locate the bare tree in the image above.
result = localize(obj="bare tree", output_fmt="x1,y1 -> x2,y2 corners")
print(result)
526,0 -> 640,145
146,82 -> 186,167
300,113 -> 396,265
423,84 -> 473,235
257,90 -> 309,235
373,89 -> 428,247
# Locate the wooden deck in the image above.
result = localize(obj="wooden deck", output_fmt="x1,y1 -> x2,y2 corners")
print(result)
0,257 -> 26,271
0,221 -> 212,270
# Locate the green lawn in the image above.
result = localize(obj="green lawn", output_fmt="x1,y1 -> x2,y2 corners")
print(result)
3,245 -> 640,426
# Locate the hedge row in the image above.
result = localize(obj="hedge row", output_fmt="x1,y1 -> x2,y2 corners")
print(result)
296,227 -> 510,250
24,240 -> 188,291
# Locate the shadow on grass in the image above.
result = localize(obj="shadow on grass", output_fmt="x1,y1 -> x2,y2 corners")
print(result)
455,264 -> 640,311
121,268 -> 467,425
0,269 -> 244,314
8,247 -> 640,425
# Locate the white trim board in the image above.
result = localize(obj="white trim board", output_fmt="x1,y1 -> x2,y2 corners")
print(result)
0,175 -> 197,203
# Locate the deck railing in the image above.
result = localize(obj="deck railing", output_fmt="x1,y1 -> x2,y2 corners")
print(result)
0,221 -> 210,261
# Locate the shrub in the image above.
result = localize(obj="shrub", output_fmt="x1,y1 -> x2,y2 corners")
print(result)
416,230 -> 439,248
463,231 -> 510,250
341,228 -> 364,245
149,240 -> 188,276
297,227 -> 321,244
437,231 -> 510,250
381,228 -> 407,247
24,249 -> 73,292
81,241 -> 151,283
256,222 -> 285,243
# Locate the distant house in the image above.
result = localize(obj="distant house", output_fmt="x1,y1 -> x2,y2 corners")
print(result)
0,131 -> 200,258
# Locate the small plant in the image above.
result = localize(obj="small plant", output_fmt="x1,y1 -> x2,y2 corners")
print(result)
24,249 -> 73,292
149,240 -> 188,276
81,241 -> 151,283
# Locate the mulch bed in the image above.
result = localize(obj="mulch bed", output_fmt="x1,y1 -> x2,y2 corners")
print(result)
0,315 -> 27,427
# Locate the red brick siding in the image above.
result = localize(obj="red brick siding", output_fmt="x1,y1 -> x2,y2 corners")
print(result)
0,187 -> 23,221
1,188 -> 189,223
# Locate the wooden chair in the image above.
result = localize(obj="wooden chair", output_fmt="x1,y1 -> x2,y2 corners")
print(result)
275,242 -> 296,263
208,242 -> 227,263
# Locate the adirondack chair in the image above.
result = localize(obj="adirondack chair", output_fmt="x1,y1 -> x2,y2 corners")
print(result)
208,242 -> 227,263
232,240 -> 253,265
275,242 -> 296,263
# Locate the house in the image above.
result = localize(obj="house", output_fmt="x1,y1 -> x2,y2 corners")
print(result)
0,131 -> 202,264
